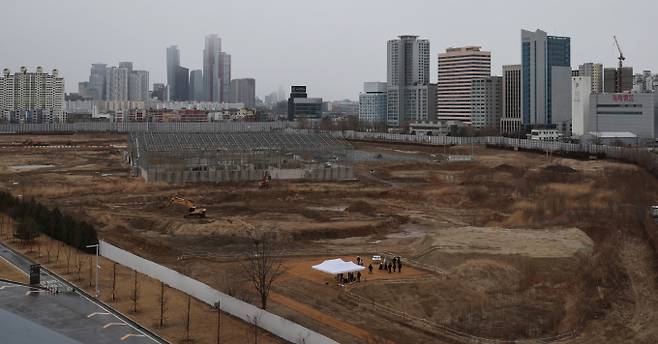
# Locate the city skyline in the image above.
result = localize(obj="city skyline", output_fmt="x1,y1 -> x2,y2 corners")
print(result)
2,0 -> 657,101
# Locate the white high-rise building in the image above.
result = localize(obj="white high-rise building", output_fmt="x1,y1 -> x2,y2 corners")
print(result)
0,67 -> 65,123
359,82 -> 387,123
571,76 -> 592,137
386,35 -> 435,127
437,46 -> 491,124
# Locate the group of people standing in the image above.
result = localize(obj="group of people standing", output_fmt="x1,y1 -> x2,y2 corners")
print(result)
367,256 -> 402,274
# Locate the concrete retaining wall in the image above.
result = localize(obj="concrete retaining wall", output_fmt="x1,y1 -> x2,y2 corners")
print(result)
99,241 -> 338,344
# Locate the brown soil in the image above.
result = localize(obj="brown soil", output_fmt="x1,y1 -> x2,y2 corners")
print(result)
1,133 -> 657,343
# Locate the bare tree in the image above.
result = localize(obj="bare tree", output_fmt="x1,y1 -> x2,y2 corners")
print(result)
213,301 -> 221,344
130,270 -> 139,313
242,234 -> 284,310
248,314 -> 261,344
45,241 -> 53,263
111,263 -> 117,301
185,294 -> 191,343
55,242 -> 62,262
159,282 -> 168,328
65,247 -> 73,274
75,254 -> 84,282
88,256 -> 93,287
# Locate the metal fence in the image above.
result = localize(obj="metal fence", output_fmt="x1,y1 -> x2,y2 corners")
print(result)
326,130 -> 658,165
0,121 -> 293,133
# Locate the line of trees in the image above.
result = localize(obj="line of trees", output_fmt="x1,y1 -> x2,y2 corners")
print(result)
0,191 -> 98,252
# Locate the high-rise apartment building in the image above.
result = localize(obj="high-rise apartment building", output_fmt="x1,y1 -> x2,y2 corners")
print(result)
386,35 -> 435,127
500,65 -> 522,134
189,70 -> 204,101
128,70 -> 149,101
521,29 -> 571,132
0,67 -> 65,123
229,78 -> 256,108
88,63 -> 107,100
203,34 -> 222,101
218,52 -> 231,103
603,67 -> 633,93
471,76 -> 502,130
166,46 -> 180,100
578,63 -> 603,93
359,82 -> 388,123
104,66 -> 129,101
436,46 -> 491,124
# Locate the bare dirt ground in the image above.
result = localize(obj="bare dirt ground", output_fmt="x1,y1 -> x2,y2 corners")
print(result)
0,133 -> 657,343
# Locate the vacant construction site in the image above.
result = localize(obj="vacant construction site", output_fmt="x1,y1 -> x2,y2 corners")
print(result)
128,131 -> 354,184
0,132 -> 657,344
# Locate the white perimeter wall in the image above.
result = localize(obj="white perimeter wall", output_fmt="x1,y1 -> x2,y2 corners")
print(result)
99,240 -> 338,344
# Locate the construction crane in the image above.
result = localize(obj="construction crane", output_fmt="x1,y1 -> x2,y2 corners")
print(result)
613,35 -> 626,93
169,196 -> 207,218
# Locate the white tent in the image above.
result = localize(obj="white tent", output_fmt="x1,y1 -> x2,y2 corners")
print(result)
312,258 -> 365,275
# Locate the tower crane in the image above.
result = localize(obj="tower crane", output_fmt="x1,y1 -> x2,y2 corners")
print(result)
613,35 -> 626,93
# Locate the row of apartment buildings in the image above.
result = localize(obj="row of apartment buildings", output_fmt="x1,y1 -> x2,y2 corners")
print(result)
0,67 -> 65,123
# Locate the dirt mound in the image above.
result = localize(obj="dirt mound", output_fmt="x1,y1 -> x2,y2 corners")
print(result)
345,201 -> 376,214
493,163 -> 524,177
452,259 -> 522,293
543,164 -> 577,174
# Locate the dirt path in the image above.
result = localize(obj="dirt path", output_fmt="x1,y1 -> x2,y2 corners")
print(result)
269,291 -> 378,342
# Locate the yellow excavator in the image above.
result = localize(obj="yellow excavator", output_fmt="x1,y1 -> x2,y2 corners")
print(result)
169,196 -> 207,218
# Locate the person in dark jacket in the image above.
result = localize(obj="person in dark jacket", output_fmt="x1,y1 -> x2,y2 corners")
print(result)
398,259 -> 402,273
368,264 -> 373,274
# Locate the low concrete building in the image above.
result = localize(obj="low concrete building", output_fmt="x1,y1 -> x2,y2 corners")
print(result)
588,93 -> 658,143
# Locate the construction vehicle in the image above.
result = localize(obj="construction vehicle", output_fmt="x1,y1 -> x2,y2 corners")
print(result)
259,171 -> 272,189
613,35 -> 626,93
169,196 -> 207,218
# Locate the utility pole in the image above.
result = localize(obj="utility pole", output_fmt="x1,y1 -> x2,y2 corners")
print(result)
86,244 -> 100,298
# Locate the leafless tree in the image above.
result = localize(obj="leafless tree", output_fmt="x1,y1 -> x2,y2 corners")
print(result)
75,254 -> 84,281
65,247 -> 73,274
55,242 -> 62,262
45,241 -> 53,263
159,282 -> 168,328
247,314 -> 261,344
88,256 -> 93,287
111,263 -> 117,301
130,270 -> 139,313
213,301 -> 221,344
185,294 -> 191,343
242,233 -> 284,310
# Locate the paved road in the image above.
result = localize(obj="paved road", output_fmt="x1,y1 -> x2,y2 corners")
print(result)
0,242 -> 164,344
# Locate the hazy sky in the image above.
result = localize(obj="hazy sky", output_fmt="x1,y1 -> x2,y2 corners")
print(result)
1,0 -> 656,101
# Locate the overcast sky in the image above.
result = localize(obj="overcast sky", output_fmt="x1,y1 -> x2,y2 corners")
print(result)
1,0 -> 656,101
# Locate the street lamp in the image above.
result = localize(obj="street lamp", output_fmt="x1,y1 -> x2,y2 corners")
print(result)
86,244 -> 100,298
